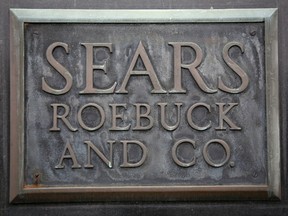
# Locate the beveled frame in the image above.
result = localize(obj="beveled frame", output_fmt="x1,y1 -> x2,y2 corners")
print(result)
10,8 -> 279,203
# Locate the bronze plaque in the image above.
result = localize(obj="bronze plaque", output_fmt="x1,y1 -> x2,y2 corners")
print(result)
10,9 -> 280,203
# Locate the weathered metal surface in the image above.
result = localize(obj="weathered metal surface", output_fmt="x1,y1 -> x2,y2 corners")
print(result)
9,9 -> 279,203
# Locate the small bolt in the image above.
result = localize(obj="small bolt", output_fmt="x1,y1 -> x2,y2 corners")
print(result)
250,31 -> 256,36
229,161 -> 235,168
252,171 -> 258,178
34,173 -> 40,185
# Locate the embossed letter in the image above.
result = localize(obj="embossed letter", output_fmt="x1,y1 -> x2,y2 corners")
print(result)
77,103 -> 105,131
187,103 -> 211,131
42,42 -> 72,95
215,103 -> 241,130
109,104 -> 131,131
203,139 -> 231,167
80,43 -> 116,94
172,139 -> 196,167
117,41 -> 166,93
158,102 -> 182,131
219,42 -> 249,93
133,103 -> 154,130
50,103 -> 77,131
169,42 -> 216,93
84,140 -> 115,168
55,141 -> 81,169
120,140 -> 148,168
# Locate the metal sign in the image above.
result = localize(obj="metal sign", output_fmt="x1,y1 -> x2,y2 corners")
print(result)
10,8 -> 280,203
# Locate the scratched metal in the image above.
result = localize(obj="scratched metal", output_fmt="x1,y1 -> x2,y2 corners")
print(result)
24,23 -> 266,186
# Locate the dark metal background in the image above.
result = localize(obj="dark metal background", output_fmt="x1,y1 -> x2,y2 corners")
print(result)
24,22 -> 266,187
1,0 -> 288,215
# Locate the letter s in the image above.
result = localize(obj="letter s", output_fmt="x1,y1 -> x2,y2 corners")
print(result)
42,42 -> 72,95
218,42 -> 249,94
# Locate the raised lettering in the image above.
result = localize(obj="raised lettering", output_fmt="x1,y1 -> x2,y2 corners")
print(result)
77,103 -> 105,131
109,103 -> 131,131
42,42 -> 73,95
172,139 -> 196,167
169,42 -> 217,93
158,102 -> 182,131
117,41 -> 166,94
80,43 -> 117,94
203,139 -> 231,167
120,140 -> 148,168
218,42 -> 249,93
50,103 -> 77,131
84,140 -> 115,168
216,103 -> 241,130
55,141 -> 81,169
133,103 -> 153,130
187,102 -> 211,131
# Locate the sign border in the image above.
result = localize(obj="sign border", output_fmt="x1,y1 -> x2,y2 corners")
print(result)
9,8 -> 280,203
